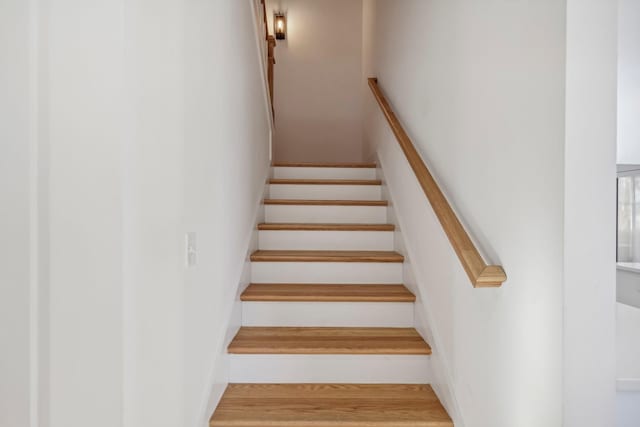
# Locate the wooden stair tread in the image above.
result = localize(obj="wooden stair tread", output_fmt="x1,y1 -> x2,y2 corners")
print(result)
258,223 -> 395,231
250,250 -> 404,263
269,179 -> 382,185
210,383 -> 453,427
241,284 -> 415,302
227,327 -> 431,355
273,162 -> 377,168
264,199 -> 388,206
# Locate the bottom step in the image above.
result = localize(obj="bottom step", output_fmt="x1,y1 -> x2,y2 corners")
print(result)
210,383 -> 453,427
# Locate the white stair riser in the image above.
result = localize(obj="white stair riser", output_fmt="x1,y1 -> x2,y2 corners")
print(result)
265,205 -> 387,224
251,262 -> 403,284
229,355 -> 430,383
258,230 -> 394,250
273,167 -> 377,180
269,184 -> 382,201
242,302 -> 414,327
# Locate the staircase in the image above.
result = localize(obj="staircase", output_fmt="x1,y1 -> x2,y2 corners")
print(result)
210,162 -> 453,426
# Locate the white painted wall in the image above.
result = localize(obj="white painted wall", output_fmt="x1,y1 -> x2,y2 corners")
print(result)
365,0 -> 618,426
183,0 -> 271,426
616,1 -> 640,421
2,1 -> 272,426
564,1 -> 618,426
618,0 -> 640,164
361,0 -> 376,162
0,1 -> 37,425
265,0 -> 364,163
364,1 -> 566,425
45,1 -> 126,425
121,0 -> 185,425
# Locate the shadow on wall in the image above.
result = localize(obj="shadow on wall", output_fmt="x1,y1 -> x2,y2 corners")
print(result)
272,117 -> 363,163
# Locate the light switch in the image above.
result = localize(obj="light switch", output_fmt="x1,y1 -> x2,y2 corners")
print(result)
186,232 -> 197,267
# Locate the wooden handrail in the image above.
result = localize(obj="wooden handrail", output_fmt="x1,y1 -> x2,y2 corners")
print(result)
368,78 -> 507,288
261,0 -> 276,116
261,0 -> 269,40
267,36 -> 276,115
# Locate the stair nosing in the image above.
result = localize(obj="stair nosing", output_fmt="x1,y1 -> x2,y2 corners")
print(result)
227,327 -> 432,355
257,223 -> 395,231
250,250 -> 404,263
269,179 -> 382,186
241,284 -> 416,302
264,199 -> 388,207
272,162 -> 377,168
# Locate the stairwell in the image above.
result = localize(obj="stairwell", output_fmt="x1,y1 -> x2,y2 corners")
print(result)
209,162 -> 453,426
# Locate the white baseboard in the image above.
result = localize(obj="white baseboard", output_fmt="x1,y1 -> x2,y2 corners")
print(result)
376,153 -> 467,427
197,180 -> 269,427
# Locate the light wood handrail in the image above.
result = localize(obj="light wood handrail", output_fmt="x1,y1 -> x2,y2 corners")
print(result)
261,0 -> 276,116
368,78 -> 506,288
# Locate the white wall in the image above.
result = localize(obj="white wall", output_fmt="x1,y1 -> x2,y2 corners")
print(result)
0,1 -> 37,425
121,0 -> 185,425
618,0 -> 640,164
266,0 -> 364,163
183,0 -> 271,426
361,0 -> 376,162
45,1 -> 126,425
1,1 -> 272,426
564,1 -> 618,425
41,2 -> 188,426
616,2 -> 640,422
364,1 -> 566,425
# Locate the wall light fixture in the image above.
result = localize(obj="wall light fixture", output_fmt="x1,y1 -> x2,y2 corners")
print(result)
274,13 -> 286,40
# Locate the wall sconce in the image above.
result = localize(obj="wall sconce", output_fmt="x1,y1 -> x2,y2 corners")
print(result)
274,13 -> 286,40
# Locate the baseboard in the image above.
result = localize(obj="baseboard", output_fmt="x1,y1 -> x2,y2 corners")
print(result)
375,154 -> 466,427
197,180 -> 270,427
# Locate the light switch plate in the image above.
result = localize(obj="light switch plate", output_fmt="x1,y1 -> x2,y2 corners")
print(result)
186,232 -> 197,267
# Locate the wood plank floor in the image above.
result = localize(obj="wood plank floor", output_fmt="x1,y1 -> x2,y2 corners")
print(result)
209,383 -> 453,427
227,327 -> 432,355
241,284 -> 415,302
250,250 -> 404,263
